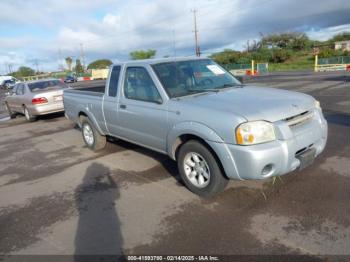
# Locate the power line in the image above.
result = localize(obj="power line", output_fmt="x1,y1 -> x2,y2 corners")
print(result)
75,3 -> 235,47
77,0 -> 276,56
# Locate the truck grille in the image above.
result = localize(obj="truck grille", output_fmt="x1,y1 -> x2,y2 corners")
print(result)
284,111 -> 314,127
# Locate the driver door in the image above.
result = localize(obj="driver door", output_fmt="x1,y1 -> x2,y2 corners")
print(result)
116,66 -> 168,152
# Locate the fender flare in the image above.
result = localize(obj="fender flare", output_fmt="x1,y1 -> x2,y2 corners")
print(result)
166,121 -> 224,159
76,105 -> 105,135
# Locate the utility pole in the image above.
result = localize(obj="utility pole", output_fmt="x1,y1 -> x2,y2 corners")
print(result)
80,43 -> 86,71
33,59 -> 40,74
191,9 -> 200,57
8,63 -> 13,74
172,29 -> 177,57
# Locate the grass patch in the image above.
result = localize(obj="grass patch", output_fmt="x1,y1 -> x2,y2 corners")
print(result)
269,53 -> 315,72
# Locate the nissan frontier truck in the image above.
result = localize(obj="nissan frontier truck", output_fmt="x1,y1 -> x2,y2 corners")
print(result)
63,57 -> 327,197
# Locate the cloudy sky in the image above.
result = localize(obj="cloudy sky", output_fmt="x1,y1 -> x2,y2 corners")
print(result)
1,0 -> 350,74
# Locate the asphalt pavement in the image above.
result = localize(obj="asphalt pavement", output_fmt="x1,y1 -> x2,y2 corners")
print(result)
0,71 -> 349,259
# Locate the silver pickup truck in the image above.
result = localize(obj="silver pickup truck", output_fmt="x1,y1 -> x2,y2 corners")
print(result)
64,57 -> 328,197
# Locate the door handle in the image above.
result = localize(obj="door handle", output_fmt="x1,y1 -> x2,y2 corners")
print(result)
120,104 -> 127,109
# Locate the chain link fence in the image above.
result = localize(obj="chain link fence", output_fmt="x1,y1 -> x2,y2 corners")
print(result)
318,56 -> 350,65
222,63 -> 268,75
222,64 -> 251,71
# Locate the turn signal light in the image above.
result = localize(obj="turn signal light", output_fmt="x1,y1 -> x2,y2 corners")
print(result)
32,97 -> 48,104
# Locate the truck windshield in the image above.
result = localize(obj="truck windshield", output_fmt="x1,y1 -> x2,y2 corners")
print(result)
152,59 -> 241,98
28,80 -> 68,92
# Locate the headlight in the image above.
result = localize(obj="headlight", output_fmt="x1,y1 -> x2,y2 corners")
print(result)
315,100 -> 321,110
236,121 -> 276,145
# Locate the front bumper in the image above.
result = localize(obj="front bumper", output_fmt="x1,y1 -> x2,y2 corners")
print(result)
208,109 -> 328,180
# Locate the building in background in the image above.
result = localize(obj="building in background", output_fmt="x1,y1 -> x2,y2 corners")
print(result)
335,40 -> 350,51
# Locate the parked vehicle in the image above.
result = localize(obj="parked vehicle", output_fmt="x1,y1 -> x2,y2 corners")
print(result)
64,57 -> 328,197
5,79 -> 68,121
64,75 -> 77,83
2,79 -> 17,90
0,76 -> 20,89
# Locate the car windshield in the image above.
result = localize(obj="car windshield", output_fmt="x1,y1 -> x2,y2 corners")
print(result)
28,80 -> 67,92
152,59 -> 241,98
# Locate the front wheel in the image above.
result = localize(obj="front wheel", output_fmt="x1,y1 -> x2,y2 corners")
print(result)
81,117 -> 106,151
177,140 -> 229,197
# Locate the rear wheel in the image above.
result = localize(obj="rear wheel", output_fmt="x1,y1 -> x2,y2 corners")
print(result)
5,102 -> 16,119
81,117 -> 106,151
177,140 -> 229,197
23,106 -> 36,122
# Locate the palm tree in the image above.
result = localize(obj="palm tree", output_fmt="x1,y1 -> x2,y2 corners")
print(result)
65,57 -> 73,71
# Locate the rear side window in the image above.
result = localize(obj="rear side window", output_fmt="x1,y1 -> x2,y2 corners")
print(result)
108,66 -> 121,97
16,84 -> 24,95
12,85 -> 18,93
28,80 -> 67,92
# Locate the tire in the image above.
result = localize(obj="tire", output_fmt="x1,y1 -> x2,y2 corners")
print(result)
177,140 -> 229,197
23,106 -> 37,122
81,117 -> 106,151
5,102 -> 16,119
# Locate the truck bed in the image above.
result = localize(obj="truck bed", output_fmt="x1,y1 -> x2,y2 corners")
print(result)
73,85 -> 105,93
63,84 -> 106,127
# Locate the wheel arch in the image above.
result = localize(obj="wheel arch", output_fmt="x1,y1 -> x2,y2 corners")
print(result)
167,122 -> 231,178
77,109 -> 105,135
167,122 -> 224,160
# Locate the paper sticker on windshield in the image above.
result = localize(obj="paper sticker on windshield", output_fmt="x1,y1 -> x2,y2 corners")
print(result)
207,65 -> 226,75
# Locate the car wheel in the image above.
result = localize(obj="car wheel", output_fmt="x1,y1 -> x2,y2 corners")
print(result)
23,106 -> 36,122
5,102 -> 16,119
177,140 -> 229,197
81,117 -> 106,151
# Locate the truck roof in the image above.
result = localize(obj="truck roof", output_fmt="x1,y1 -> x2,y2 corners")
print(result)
113,56 -> 208,66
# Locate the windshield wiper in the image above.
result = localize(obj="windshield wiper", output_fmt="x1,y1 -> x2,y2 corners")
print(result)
187,89 -> 220,94
215,83 -> 245,89
173,84 -> 243,99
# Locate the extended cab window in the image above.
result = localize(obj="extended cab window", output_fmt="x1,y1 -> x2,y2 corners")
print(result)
108,66 -> 121,97
124,67 -> 162,104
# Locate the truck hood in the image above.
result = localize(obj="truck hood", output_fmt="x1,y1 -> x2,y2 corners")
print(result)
176,86 -> 316,122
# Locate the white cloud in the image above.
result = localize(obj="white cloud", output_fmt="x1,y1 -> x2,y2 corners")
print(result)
1,0 -> 350,72
307,24 -> 350,41
0,37 -> 34,49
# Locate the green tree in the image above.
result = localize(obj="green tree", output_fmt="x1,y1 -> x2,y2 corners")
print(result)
75,59 -> 84,74
12,66 -> 35,77
270,49 -> 292,63
65,57 -> 73,71
210,49 -> 242,64
260,32 -> 311,51
87,59 -> 113,69
318,47 -> 349,58
129,49 -> 156,60
330,32 -> 350,42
